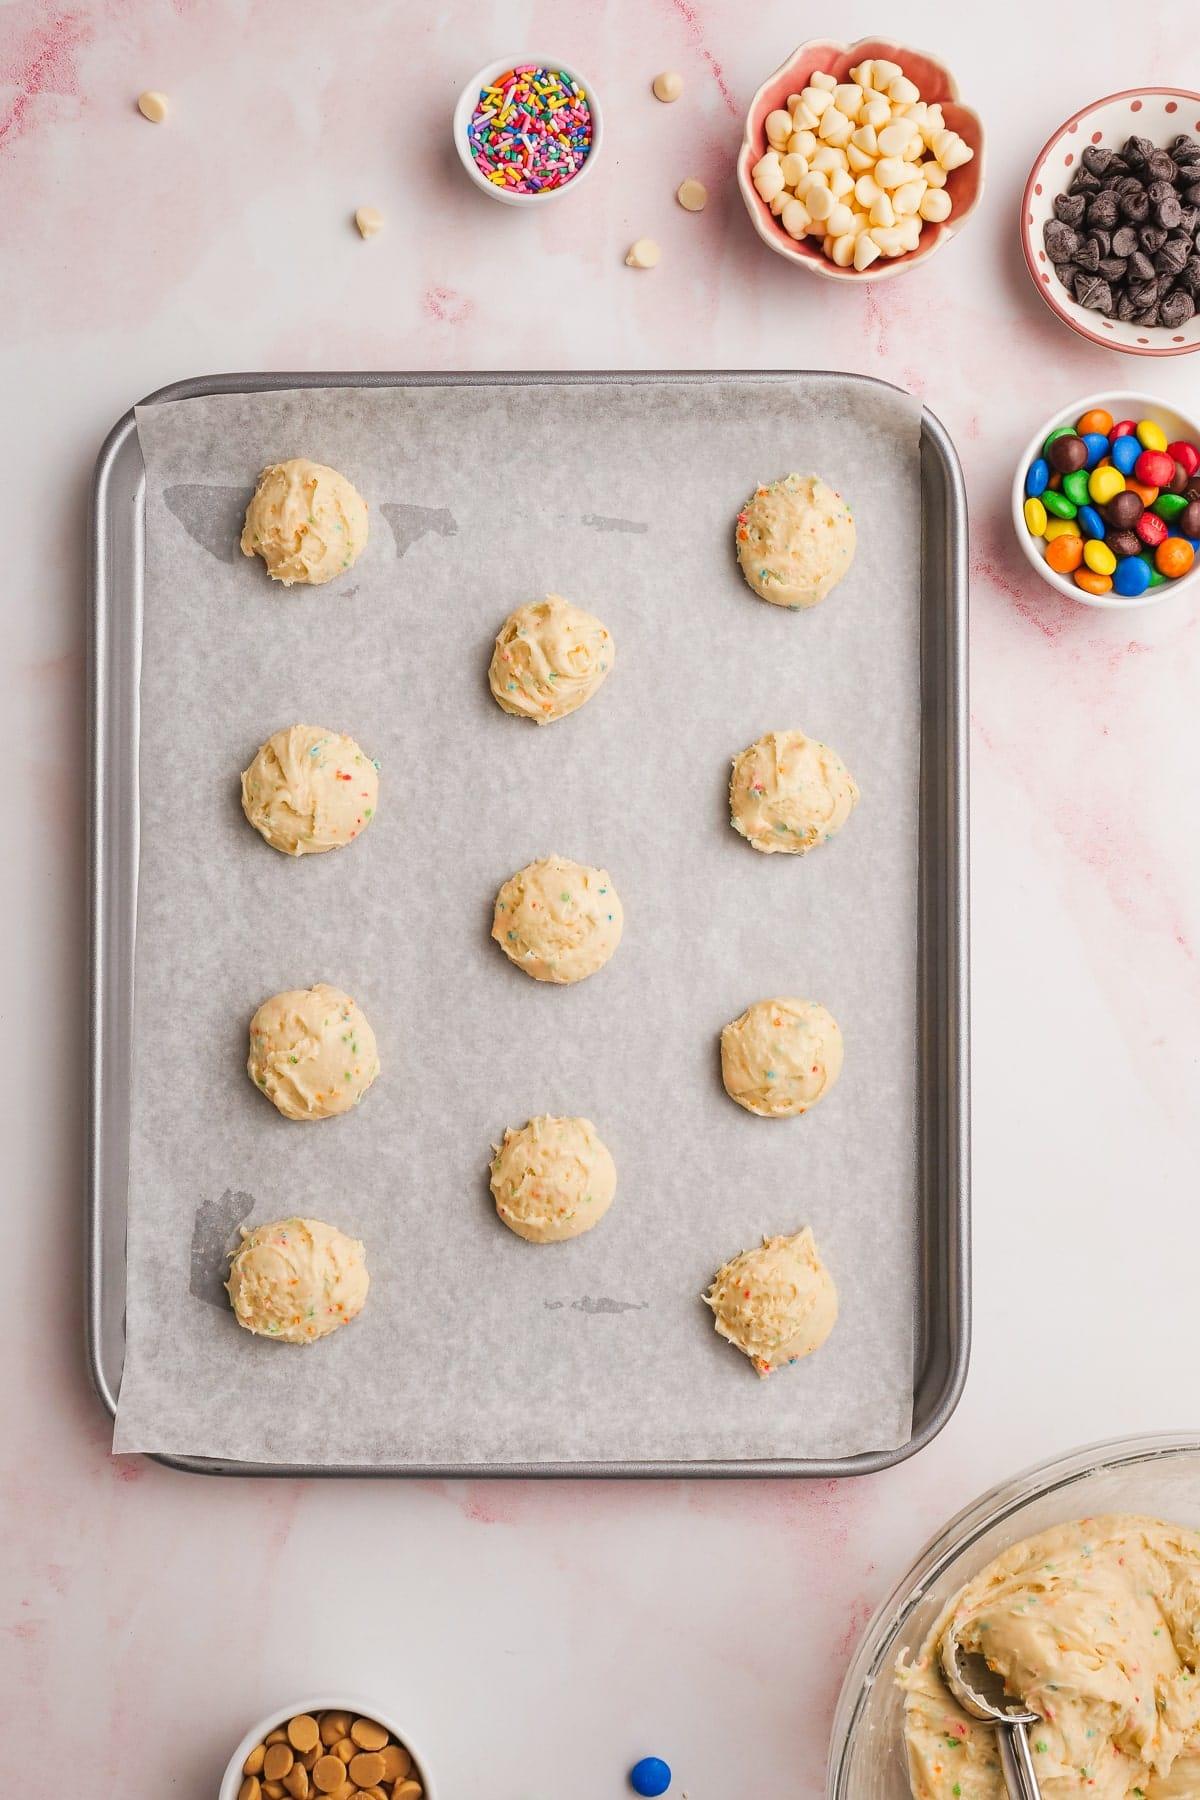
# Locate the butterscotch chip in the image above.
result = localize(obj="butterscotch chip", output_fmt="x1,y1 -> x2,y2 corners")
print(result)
357,1789 -> 385,1800
263,1785 -> 285,1799
239,1779 -> 262,1800
333,1737 -> 356,1762
284,1765 -> 309,1798
332,1785 -> 357,1800
244,1745 -> 267,1775
350,1720 -> 388,1753
288,1717 -> 320,1755
313,1756 -> 346,1794
378,1747 -> 410,1783
393,1783 -> 423,1799
300,1749 -> 320,1771
264,1745 -> 294,1782
349,1752 -> 384,1787
266,1729 -> 288,1745
321,1715 -> 351,1747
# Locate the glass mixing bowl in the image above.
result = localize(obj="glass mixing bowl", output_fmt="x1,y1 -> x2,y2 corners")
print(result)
827,1432 -> 1200,1797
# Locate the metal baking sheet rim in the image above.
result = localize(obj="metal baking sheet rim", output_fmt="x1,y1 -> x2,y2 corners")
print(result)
87,369 -> 970,1480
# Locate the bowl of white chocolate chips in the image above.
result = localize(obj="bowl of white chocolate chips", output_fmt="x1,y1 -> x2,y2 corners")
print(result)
737,38 -> 983,279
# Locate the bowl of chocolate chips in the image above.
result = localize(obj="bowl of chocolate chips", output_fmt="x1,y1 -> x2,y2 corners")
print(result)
1022,88 -> 1200,356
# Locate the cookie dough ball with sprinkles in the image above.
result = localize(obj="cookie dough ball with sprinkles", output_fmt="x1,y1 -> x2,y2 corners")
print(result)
226,1217 -> 369,1344
241,724 -> 379,855
490,1115 -> 617,1243
466,63 -> 594,195
705,1227 -> 838,1377
720,997 -> 843,1118
729,728 -> 859,855
488,593 -> 615,724
247,983 -> 379,1120
492,856 -> 623,984
240,458 -> 368,587
735,473 -> 855,608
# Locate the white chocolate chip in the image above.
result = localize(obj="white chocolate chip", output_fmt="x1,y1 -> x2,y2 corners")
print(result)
354,206 -> 384,238
799,85 -> 833,117
652,70 -> 683,103
895,215 -> 921,250
790,101 -> 820,131
788,128 -> 817,157
869,192 -> 896,229
769,190 -> 788,215
888,75 -> 920,105
828,232 -> 857,267
918,186 -> 953,222
137,90 -> 168,123
872,60 -> 903,85
817,107 -> 854,147
811,144 -> 847,174
855,172 -> 882,206
825,201 -> 855,237
854,232 -> 883,271
877,118 -> 919,158
676,177 -> 707,212
862,95 -> 891,130
874,155 -> 911,190
625,237 -> 660,269
922,160 -> 948,189
805,182 -> 835,222
891,180 -> 926,217
809,70 -> 837,91
780,197 -> 811,239
780,152 -> 809,187
829,167 -> 854,199
832,84 -> 862,116
765,109 -> 793,148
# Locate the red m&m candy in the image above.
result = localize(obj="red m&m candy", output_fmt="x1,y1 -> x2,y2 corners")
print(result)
1135,449 -> 1176,488
1167,440 -> 1200,477
1136,509 -> 1169,548
1109,419 -> 1138,440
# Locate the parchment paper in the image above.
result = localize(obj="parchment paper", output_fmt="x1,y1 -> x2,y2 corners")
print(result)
113,376 -> 922,1466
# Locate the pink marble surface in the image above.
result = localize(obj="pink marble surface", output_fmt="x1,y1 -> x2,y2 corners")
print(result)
5,0 -> 1200,1792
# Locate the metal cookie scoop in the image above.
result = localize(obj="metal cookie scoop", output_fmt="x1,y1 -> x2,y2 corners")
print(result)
943,1624 -> 1045,1800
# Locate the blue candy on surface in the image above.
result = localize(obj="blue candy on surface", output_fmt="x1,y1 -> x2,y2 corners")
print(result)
1077,504 -> 1106,539
1113,556 -> 1151,597
1110,435 -> 1141,476
630,1757 -> 672,1796
1025,457 -> 1049,498
1081,432 -> 1109,468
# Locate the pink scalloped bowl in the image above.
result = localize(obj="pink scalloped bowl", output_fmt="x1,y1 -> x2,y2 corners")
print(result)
1021,88 -> 1200,356
736,38 -> 984,282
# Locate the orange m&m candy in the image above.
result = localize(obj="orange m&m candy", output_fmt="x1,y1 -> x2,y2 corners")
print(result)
1074,568 -> 1113,595
1156,537 -> 1195,579
1045,534 -> 1084,574
1126,477 -> 1159,505
1076,408 -> 1114,436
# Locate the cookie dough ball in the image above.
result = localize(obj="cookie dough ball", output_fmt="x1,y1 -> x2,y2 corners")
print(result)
490,1115 -> 617,1243
488,594 -> 615,724
241,724 -> 379,856
247,983 -> 379,1120
492,857 -> 623,984
721,997 -> 843,1118
226,1216 -> 369,1344
730,728 -> 859,855
735,473 -> 855,608
705,1227 -> 837,1376
240,458 -> 369,587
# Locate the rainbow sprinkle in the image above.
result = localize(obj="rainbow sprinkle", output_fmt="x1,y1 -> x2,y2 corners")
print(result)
467,64 -> 593,194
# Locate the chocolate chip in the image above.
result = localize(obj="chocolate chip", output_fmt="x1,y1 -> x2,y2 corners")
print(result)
1096,256 -> 1127,282
1082,144 -> 1116,175
1087,228 -> 1112,257
1146,152 -> 1178,183
1184,181 -> 1200,207
1043,219 -> 1080,261
1128,278 -> 1159,308
1086,191 -> 1120,229
1106,529 -> 1141,559
1072,167 -> 1102,193
1074,237 -> 1101,271
1116,291 -> 1138,321
1128,250 -> 1156,282
1156,195 -> 1183,229
1112,225 -> 1139,256
1139,224 -> 1168,252
1160,288 -> 1196,327
1177,207 -> 1198,236
1155,237 -> 1190,276
1134,305 -> 1161,325
1054,192 -> 1088,226
1176,256 -> 1200,294
1074,273 -> 1112,313
1119,185 -> 1150,221
1123,135 -> 1155,167
1053,260 -> 1078,287
1172,136 -> 1200,165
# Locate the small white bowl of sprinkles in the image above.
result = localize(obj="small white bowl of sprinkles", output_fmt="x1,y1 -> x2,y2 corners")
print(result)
453,57 -> 602,205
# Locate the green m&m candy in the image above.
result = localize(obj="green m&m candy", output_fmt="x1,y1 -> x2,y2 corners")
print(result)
1154,491 -> 1188,522
1043,489 -> 1078,520
1061,469 -> 1091,506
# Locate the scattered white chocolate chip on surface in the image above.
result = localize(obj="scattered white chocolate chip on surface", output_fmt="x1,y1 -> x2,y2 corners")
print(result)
652,70 -> 683,103
625,236 -> 661,269
355,205 -> 384,238
676,177 -> 707,212
136,90 -> 168,123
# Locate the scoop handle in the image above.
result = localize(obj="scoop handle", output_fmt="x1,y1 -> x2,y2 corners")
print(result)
998,1720 -> 1043,1800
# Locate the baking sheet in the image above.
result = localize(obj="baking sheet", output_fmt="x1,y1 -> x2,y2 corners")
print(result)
111,376 -> 922,1466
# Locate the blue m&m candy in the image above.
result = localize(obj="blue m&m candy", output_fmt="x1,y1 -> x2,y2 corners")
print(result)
1077,504 -> 1106,539
1025,457 -> 1049,498
630,1757 -> 672,1796
1081,432 -> 1109,468
1111,434 -> 1141,476
1113,555 -> 1151,597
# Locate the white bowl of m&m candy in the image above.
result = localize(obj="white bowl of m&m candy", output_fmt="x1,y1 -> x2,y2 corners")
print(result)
1013,393 -> 1200,607
453,57 -> 601,205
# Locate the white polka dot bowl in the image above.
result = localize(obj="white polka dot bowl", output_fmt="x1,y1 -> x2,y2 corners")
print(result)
218,1697 -> 437,1800
1022,87 -> 1200,356
737,38 -> 984,282
1011,390 -> 1200,610
453,56 -> 602,207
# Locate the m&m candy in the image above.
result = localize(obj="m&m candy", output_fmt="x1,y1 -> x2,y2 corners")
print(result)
1022,406 -> 1200,598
